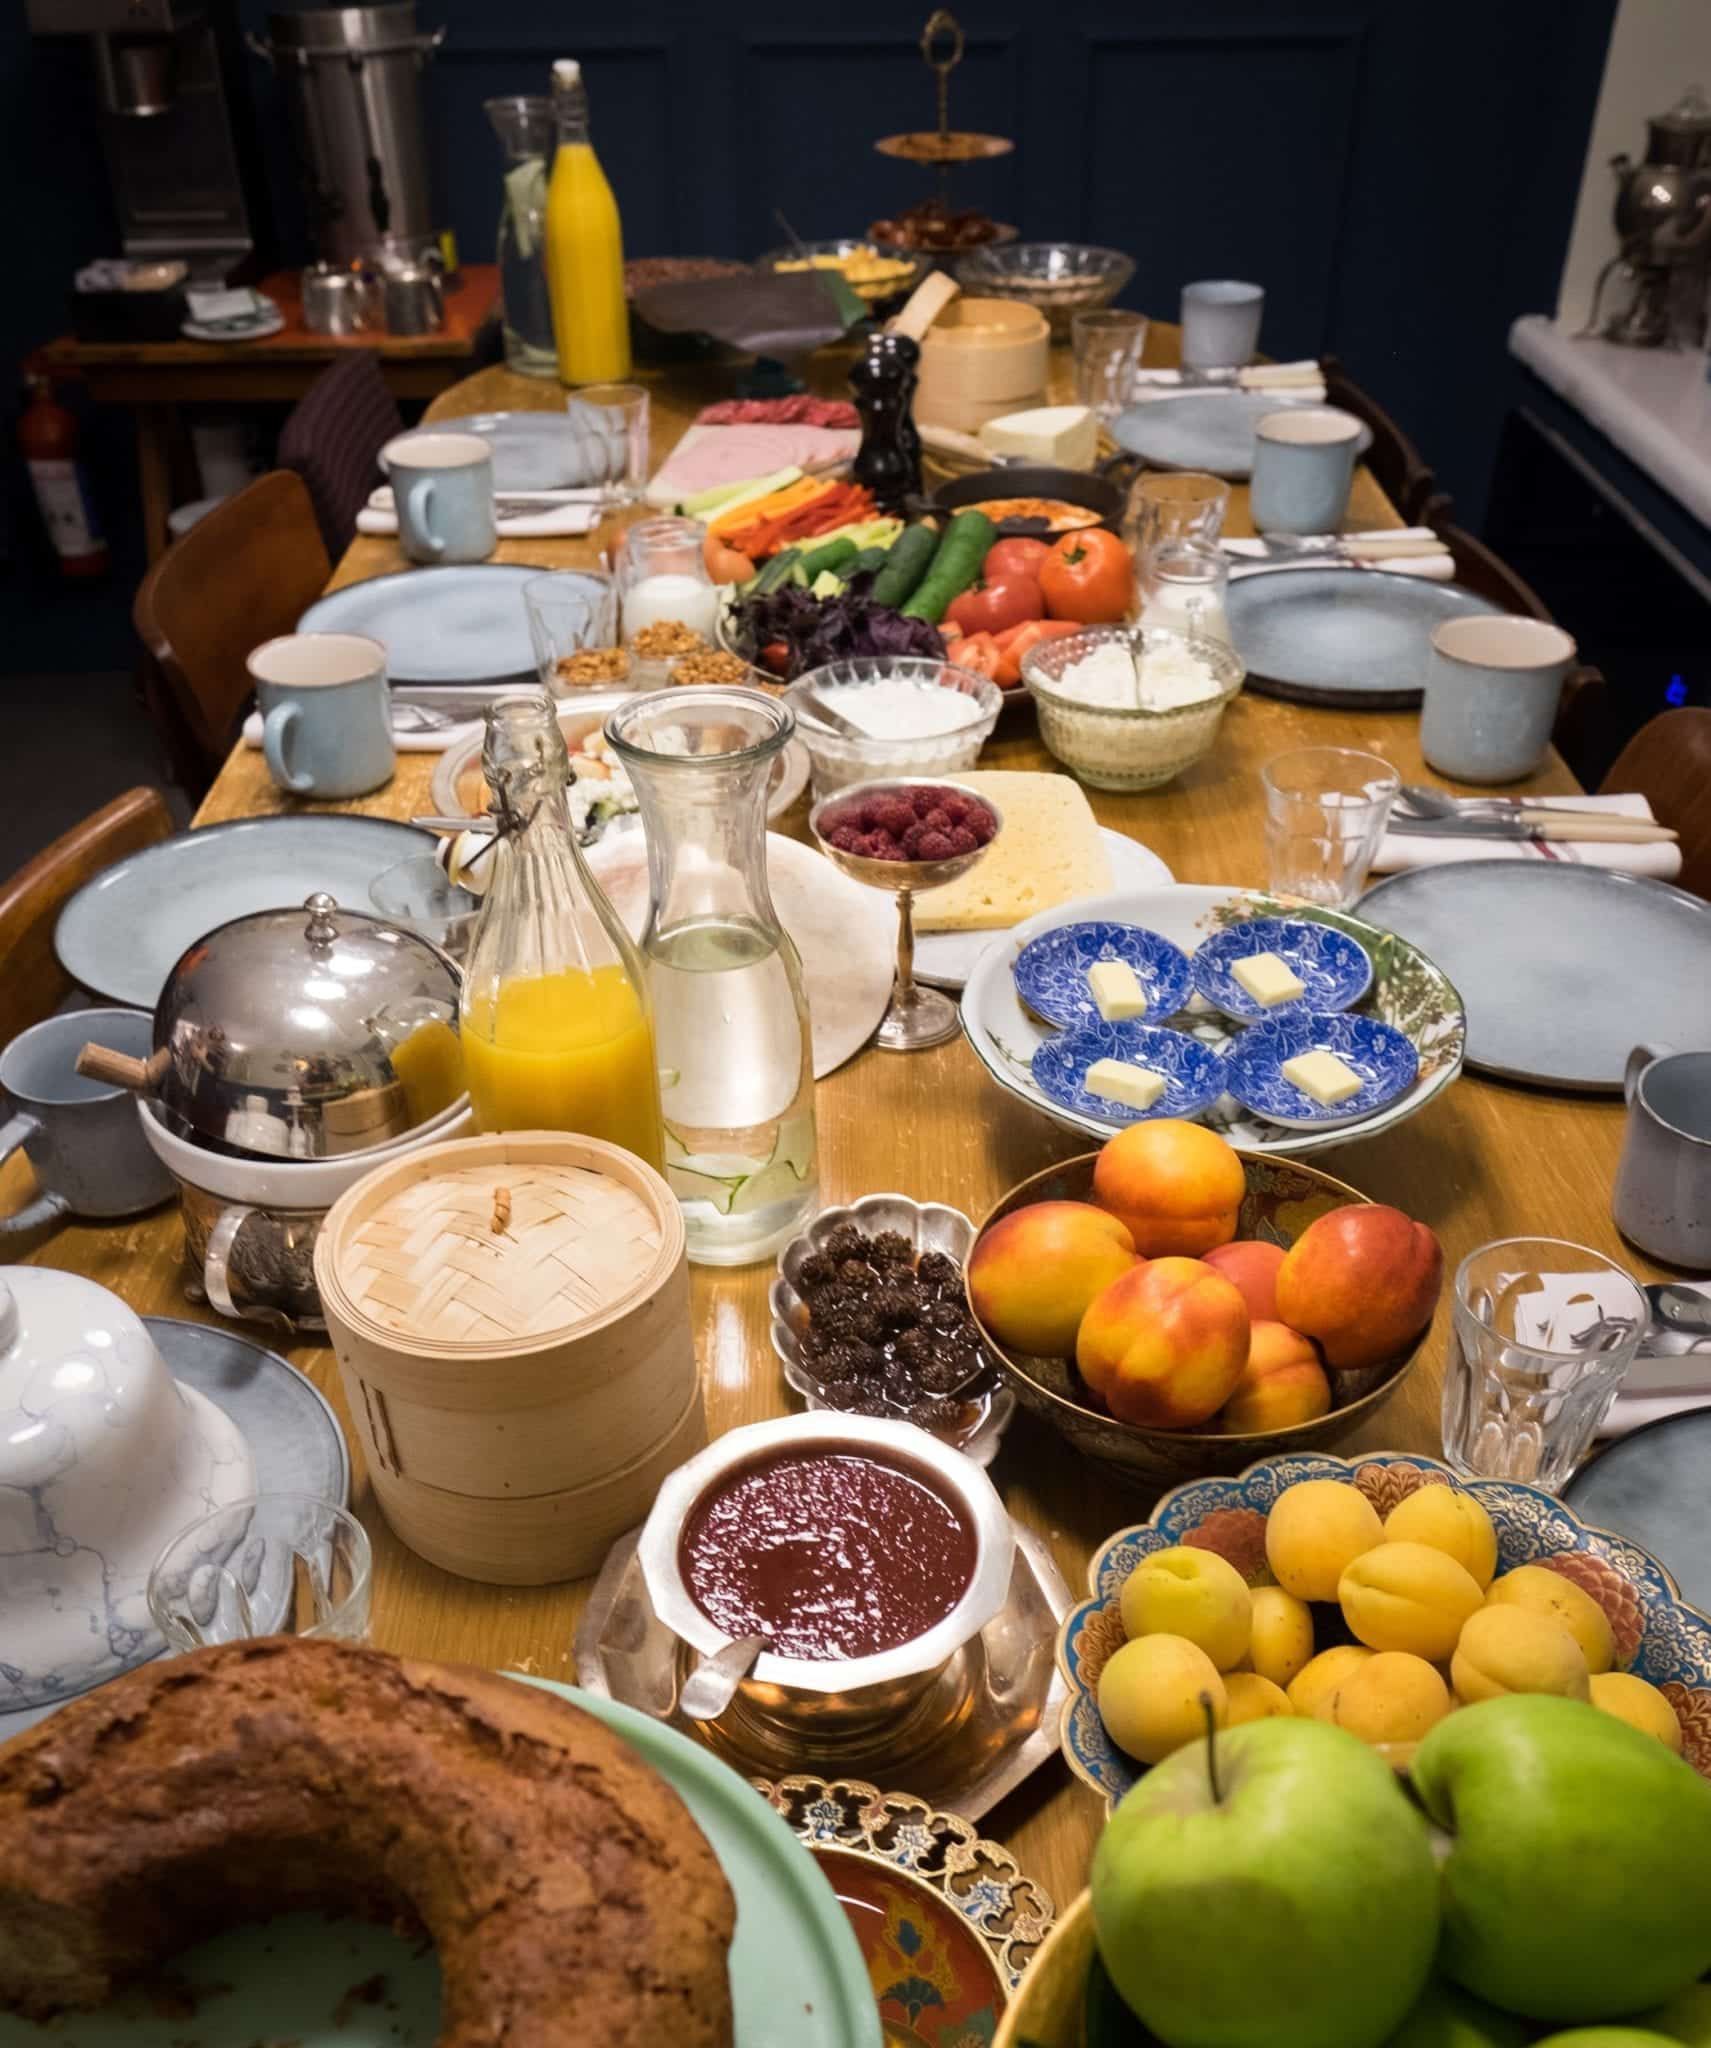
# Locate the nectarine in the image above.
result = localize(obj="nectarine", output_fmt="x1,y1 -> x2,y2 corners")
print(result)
1092,1120 -> 1246,1259
1076,1256 -> 1250,1429
1273,1204 -> 1443,1370
1203,1239 -> 1286,1322
1218,1320 -> 1332,1434
967,1200 -> 1136,1356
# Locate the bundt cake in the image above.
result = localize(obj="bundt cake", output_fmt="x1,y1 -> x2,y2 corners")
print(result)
0,1636 -> 736,2045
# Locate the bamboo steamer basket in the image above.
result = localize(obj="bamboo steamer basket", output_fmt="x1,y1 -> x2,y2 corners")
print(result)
915,296 -> 1050,435
314,1131 -> 699,1586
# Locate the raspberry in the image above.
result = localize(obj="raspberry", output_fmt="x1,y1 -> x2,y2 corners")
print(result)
821,801 -> 862,838
911,787 -> 940,818
945,826 -> 978,855
921,807 -> 953,833
870,837 -> 908,861
857,831 -> 893,858
869,795 -> 916,838
901,823 -> 931,859
963,804 -> 996,843
938,796 -> 971,826
917,830 -> 955,860
828,825 -> 863,852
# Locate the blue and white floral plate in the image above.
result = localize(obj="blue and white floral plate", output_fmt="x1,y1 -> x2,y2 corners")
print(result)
1011,921 -> 1193,1030
1222,1011 -> 1419,1129
1192,916 -> 1372,1024
1057,1451 -> 1711,1812
1031,1023 -> 1222,1126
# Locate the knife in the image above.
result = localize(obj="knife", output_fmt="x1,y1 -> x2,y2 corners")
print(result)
1388,816 -> 1679,844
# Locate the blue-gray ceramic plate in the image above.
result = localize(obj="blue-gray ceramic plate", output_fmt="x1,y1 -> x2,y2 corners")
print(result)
1109,392 -> 1368,481
56,814 -> 437,1009
300,564 -> 606,685
1225,567 -> 1500,707
392,408 -> 622,493
1012,920 -> 1193,1030
1031,1022 -> 1222,1125
1192,916 -> 1372,1023
1058,1451 -> 1711,1812
1565,1407 -> 1711,1616
1222,1010 -> 1418,1128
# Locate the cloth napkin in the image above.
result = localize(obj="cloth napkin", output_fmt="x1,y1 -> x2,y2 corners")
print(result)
241,706 -> 482,756
1128,360 -> 1327,404
1598,1322 -> 1711,1439
1224,529 -> 1455,583
1370,793 -> 1683,881
357,486 -> 604,540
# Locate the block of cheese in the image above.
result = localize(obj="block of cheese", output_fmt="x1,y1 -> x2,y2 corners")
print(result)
1231,951 -> 1306,1008
1281,1049 -> 1363,1106
1085,1059 -> 1166,1112
978,404 -> 1099,469
913,772 -> 1113,932
1088,959 -> 1148,1022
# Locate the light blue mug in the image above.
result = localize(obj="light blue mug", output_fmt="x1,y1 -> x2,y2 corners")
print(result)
381,430 -> 497,564
249,632 -> 395,798
1249,406 -> 1364,536
1179,279 -> 1265,371
1419,613 -> 1576,784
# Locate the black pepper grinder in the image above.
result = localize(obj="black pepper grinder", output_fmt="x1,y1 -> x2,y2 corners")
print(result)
849,331 -> 924,515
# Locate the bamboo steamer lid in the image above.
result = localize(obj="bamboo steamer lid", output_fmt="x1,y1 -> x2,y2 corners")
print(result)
916,297 -> 1051,429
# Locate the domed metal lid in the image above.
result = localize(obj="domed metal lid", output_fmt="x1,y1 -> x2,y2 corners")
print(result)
154,894 -> 462,1160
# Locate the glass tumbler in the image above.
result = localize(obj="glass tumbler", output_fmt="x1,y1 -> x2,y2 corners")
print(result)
1072,309 -> 1148,420
569,380 -> 650,502
1124,469 -> 1231,562
1442,1239 -> 1648,1490
1261,746 -> 1399,906
1138,539 -> 1231,644
524,570 -> 618,691
148,1493 -> 371,1649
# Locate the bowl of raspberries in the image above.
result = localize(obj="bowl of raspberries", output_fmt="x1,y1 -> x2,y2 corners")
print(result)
810,778 -> 1001,887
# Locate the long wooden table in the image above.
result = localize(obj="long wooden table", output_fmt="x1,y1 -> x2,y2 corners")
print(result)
12,330 -> 1663,1918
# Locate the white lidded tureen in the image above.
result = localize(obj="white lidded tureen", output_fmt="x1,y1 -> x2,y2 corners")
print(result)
0,1267 -> 255,1712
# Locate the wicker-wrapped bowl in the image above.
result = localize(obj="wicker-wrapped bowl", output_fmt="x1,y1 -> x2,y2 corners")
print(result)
967,1151 -> 1428,1488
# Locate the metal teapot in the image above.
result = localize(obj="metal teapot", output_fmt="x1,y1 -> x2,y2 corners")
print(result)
1588,87 -> 1711,346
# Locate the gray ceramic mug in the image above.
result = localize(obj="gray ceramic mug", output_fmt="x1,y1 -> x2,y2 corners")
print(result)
1179,280 -> 1265,371
1249,406 -> 1364,536
250,632 -> 394,799
1420,614 -> 1577,785
1614,1042 -> 1711,1268
381,430 -> 497,564
0,1009 -> 175,1237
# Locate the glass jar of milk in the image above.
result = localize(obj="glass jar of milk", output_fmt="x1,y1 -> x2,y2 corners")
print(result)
618,515 -> 721,643
1137,538 -> 1231,646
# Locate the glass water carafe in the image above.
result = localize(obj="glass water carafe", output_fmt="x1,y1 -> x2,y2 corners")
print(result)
459,693 -> 665,1168
604,689 -> 819,1265
485,96 -> 557,378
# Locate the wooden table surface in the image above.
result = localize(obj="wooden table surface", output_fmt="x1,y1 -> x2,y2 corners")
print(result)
12,327 -> 1663,1918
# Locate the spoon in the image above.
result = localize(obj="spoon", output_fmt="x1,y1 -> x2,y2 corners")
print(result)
794,686 -> 867,739
1397,784 -> 1649,829
1647,1281 -> 1711,1340
678,1633 -> 769,1722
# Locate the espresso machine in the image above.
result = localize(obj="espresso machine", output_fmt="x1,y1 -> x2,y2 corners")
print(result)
1584,86 -> 1711,348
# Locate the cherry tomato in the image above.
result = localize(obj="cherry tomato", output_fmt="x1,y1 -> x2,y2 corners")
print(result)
992,617 -> 1085,687
761,641 -> 791,676
1039,529 -> 1133,624
944,573 -> 1044,638
948,631 -> 1003,681
984,537 -> 1053,582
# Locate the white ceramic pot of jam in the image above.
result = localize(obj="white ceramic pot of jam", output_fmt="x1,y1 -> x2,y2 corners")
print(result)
638,1410 -> 1015,1739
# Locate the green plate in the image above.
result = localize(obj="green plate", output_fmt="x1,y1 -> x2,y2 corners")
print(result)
0,1677 -> 878,2048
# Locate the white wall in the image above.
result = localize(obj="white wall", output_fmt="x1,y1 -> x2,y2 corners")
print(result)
1556,0 -> 1711,329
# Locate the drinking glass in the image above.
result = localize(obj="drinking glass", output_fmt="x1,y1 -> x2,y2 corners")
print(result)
1138,539 -> 1231,645
148,1493 -> 371,1650
1442,1239 -> 1648,1490
1261,746 -> 1399,906
617,515 -> 719,643
1124,470 -> 1230,562
524,570 -> 617,691
1072,309 -> 1148,420
1180,279 -> 1265,370
569,380 -> 650,502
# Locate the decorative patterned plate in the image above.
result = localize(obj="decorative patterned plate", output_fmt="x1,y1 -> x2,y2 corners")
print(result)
1221,1011 -> 1419,1129
1031,1023 -> 1222,1126
1191,917 -> 1372,1024
753,1774 -> 1057,2042
1012,922 -> 1193,1030
1056,1451 -> 1711,1813
960,885 -> 1464,1156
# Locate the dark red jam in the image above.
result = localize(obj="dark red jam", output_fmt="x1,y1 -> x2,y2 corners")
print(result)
677,1445 -> 978,1661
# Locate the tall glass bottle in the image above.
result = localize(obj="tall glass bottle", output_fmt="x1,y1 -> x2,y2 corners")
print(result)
484,95 -> 557,378
604,689 -> 818,1264
459,693 -> 664,1168
544,58 -> 631,386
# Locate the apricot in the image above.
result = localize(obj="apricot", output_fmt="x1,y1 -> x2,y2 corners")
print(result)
1076,1257 -> 1250,1429
1588,1671 -> 1684,1752
1451,1605 -> 1590,1705
1091,1120 -> 1246,1259
1218,1320 -> 1332,1434
1286,1645 -> 1374,1719
1316,1650 -> 1451,1746
966,1200 -> 1136,1356
1249,1585 -> 1315,1689
1224,1672 -> 1292,1726
1202,1239 -> 1286,1322
1263,1479 -> 1383,1602
1485,1565 -> 1616,1675
1097,1633 -> 1228,1765
1339,1542 -> 1485,1662
1120,1546 -> 1253,1671
1273,1204 -> 1444,1370
1383,1485 -> 1498,1591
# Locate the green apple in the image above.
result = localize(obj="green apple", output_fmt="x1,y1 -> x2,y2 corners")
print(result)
1642,1983 -> 1711,2044
1530,2034 -> 1679,2047
1411,1697 -> 1711,2023
1091,1716 -> 1439,2048
1385,1978 -> 1530,2046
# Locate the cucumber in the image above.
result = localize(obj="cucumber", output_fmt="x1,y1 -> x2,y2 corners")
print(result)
848,546 -> 891,579
900,511 -> 997,623
799,537 -> 859,581
681,464 -> 802,521
751,547 -> 802,595
869,523 -> 939,610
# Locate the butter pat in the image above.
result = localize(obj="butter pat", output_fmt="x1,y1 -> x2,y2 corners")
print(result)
1085,1059 -> 1166,1112
978,404 -> 1099,469
1231,951 -> 1306,1007
1281,1049 -> 1363,1106
1087,959 -> 1148,1022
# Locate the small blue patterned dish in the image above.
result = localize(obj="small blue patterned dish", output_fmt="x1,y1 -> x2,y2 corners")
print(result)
1031,1023 -> 1223,1126
1191,916 -> 1372,1024
1011,922 -> 1193,1030
1223,1011 -> 1418,1129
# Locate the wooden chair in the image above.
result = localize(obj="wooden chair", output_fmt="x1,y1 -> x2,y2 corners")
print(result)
279,351 -> 404,557
1323,356 -> 1444,525
1599,707 -> 1711,903
0,787 -> 175,1044
132,470 -> 331,793
1436,523 -> 1553,621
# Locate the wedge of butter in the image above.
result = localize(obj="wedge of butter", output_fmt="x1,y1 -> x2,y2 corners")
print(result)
1282,1049 -> 1363,1106
1087,959 -> 1148,1022
1085,1059 -> 1166,1112
1231,951 -> 1306,1007
978,404 -> 1099,470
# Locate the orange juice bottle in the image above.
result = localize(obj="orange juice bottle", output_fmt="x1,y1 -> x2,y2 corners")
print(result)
544,59 -> 630,386
458,693 -> 663,1169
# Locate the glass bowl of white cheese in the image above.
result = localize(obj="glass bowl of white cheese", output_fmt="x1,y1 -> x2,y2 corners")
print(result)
1021,625 -> 1245,791
787,657 -> 1004,798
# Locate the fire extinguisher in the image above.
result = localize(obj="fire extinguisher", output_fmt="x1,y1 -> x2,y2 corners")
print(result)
19,370 -> 110,580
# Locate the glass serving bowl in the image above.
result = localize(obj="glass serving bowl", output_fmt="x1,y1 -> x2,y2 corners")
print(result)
787,656 -> 1003,799
755,239 -> 932,312
954,242 -> 1137,339
1022,624 -> 1245,792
